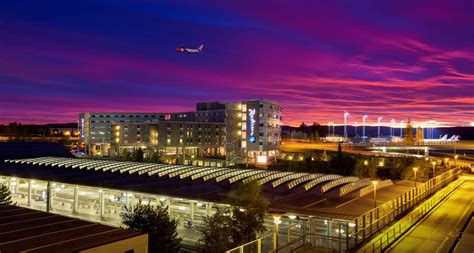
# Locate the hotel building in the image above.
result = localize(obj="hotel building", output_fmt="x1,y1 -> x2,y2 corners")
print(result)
80,99 -> 282,165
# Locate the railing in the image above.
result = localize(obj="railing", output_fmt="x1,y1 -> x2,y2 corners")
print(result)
274,233 -> 348,253
226,233 -> 274,253
358,178 -> 463,253
352,168 -> 460,248
358,180 -> 393,197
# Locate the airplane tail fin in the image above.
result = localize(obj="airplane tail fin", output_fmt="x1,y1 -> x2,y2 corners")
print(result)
198,44 -> 204,51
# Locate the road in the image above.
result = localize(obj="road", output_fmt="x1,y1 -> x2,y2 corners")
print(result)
388,177 -> 474,253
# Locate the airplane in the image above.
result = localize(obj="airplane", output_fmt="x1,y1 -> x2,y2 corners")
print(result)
176,44 -> 204,54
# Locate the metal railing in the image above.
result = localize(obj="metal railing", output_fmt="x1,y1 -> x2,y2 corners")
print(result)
352,168 -> 460,248
226,233 -> 274,253
359,178 -> 463,253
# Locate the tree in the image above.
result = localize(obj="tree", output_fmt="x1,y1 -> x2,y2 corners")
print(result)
298,122 -> 308,135
197,209 -> 234,253
147,151 -> 161,163
310,122 -> 321,141
121,149 -> 131,161
198,181 -> 269,251
0,183 -> 13,205
131,148 -> 144,162
121,203 -> 181,253
415,126 -> 424,143
403,119 -> 414,145
228,181 -> 269,245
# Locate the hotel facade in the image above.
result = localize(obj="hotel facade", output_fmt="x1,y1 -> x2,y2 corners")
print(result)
79,99 -> 282,165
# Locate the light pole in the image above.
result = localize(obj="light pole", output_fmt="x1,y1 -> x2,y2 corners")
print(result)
362,115 -> 368,139
413,167 -> 419,187
390,119 -> 395,137
273,215 -> 282,251
371,180 -> 379,208
344,112 -> 349,139
431,161 -> 436,176
327,122 -> 332,136
400,121 -> 405,138
377,117 -> 382,138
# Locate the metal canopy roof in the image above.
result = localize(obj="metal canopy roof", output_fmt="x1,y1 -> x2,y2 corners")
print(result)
4,157 -> 369,196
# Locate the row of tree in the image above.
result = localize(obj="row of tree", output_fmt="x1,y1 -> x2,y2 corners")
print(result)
298,122 -> 329,140
120,148 -> 161,163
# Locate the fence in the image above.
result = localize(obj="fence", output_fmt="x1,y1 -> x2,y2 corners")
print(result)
352,168 -> 460,247
225,168 -> 460,253
359,178 -> 463,253
226,233 -> 274,253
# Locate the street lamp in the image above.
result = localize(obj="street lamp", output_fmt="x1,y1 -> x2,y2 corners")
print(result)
454,155 -> 458,168
377,117 -> 383,138
344,112 -> 350,139
431,161 -> 436,176
362,115 -> 368,139
371,180 -> 379,208
390,119 -> 395,137
273,215 -> 282,251
413,167 -> 419,187
400,121 -> 405,138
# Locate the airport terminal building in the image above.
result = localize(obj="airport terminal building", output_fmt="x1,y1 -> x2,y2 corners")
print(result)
79,99 -> 282,165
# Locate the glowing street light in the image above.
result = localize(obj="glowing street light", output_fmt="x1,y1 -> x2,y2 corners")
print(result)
377,117 -> 383,138
454,155 -> 458,168
371,180 -> 379,208
344,112 -> 350,139
362,115 -> 368,139
272,215 -> 282,250
413,167 -> 419,187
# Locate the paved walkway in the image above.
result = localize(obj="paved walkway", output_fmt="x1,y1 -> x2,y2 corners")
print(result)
388,177 -> 474,253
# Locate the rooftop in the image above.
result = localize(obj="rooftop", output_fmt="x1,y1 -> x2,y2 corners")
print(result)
0,205 -> 146,253
0,156 -> 412,220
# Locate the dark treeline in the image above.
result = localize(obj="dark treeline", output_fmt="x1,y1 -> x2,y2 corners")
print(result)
0,122 -> 78,138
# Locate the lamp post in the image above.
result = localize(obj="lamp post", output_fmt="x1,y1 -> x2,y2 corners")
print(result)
377,117 -> 382,138
390,119 -> 395,137
400,121 -> 405,137
454,155 -> 458,168
344,112 -> 350,139
362,115 -> 368,139
431,161 -> 436,176
371,180 -> 379,208
273,215 -> 282,251
327,122 -> 332,136
413,167 -> 419,187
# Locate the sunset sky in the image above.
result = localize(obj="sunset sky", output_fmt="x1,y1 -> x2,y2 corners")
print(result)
1,1 -> 473,126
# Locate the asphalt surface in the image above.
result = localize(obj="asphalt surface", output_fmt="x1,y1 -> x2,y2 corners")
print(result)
388,176 -> 474,253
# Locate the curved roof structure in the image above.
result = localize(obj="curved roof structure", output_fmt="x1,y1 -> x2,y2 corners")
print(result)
2,157 -> 380,218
